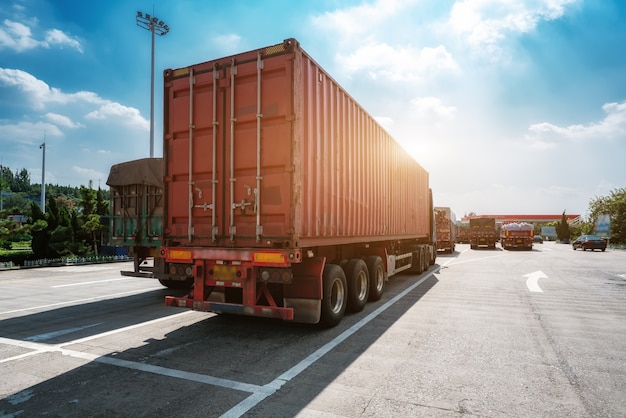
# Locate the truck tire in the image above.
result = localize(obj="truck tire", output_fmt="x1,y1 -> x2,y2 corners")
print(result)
429,246 -> 436,265
343,259 -> 369,313
365,256 -> 385,301
408,249 -> 424,274
319,264 -> 347,327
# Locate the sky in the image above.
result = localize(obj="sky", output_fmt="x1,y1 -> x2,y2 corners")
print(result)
1,0 -> 625,220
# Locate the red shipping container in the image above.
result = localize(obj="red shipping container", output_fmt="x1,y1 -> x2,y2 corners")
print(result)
162,38 -> 431,250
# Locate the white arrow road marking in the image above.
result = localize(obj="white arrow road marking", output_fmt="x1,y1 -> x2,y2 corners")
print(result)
524,270 -> 548,292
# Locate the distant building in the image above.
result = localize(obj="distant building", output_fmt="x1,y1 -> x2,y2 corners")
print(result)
7,214 -> 28,226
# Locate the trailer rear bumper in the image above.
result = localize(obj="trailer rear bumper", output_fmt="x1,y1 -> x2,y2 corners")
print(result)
165,296 -> 295,320
120,270 -> 154,278
501,239 -> 533,249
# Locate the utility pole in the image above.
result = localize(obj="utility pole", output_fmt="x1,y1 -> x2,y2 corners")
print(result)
40,136 -> 46,213
0,159 -> 4,212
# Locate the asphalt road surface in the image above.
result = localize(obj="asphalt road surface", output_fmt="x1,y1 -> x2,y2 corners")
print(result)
1,241 -> 625,417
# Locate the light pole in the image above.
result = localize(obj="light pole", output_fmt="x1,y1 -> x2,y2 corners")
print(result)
0,162 -> 4,212
136,10 -> 169,158
39,141 -> 46,213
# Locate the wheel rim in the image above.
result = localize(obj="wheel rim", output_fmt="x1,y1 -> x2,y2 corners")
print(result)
330,277 -> 346,314
357,270 -> 368,301
374,265 -> 384,293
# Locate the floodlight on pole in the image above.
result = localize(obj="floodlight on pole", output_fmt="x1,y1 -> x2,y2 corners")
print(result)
136,10 -> 169,158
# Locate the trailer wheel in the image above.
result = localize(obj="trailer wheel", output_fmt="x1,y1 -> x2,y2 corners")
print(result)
343,259 -> 369,313
365,256 -> 385,301
408,249 -> 424,274
429,246 -> 436,265
319,264 -> 347,327
421,249 -> 429,272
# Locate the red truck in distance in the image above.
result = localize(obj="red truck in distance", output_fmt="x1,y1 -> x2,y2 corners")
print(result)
434,207 -> 456,253
500,222 -> 534,250
469,217 -> 498,249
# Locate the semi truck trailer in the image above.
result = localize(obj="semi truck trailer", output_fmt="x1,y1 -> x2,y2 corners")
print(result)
469,217 -> 498,249
500,222 -> 534,250
434,207 -> 456,253
106,158 -> 193,289
153,38 -> 436,326
456,223 -> 470,244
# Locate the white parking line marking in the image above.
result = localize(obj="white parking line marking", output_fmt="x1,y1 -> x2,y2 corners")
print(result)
91,354 -> 262,393
25,323 -> 103,342
0,312 -> 196,364
0,270 -> 440,417
0,289 -> 158,315
445,253 -> 507,267
221,267 -> 441,418
52,278 -> 132,288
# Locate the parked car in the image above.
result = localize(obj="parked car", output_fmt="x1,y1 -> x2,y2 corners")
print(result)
533,235 -> 543,243
572,234 -> 607,252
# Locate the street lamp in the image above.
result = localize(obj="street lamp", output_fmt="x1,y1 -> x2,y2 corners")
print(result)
0,162 -> 4,212
136,10 -> 169,158
40,141 -> 46,213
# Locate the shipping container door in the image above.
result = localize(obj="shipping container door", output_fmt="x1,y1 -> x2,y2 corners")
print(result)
163,67 -> 218,245
223,50 -> 294,247
164,44 -> 295,247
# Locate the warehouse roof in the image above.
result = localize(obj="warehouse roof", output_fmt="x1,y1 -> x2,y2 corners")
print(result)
460,214 -> 581,224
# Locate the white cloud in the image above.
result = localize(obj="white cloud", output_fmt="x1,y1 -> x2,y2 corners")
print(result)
526,100 -> 626,149
411,97 -> 457,120
312,0 -> 417,39
0,19 -> 82,53
337,43 -> 458,81
213,34 -> 241,54
85,102 -> 149,130
72,166 -> 104,182
44,28 -> 83,53
44,112 -> 83,129
311,1 -> 458,82
0,68 -> 148,130
0,19 -> 40,51
0,121 -> 63,145
0,68 -> 106,109
448,0 -> 577,60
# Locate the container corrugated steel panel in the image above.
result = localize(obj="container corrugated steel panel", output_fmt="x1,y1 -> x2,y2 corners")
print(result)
162,38 -> 430,249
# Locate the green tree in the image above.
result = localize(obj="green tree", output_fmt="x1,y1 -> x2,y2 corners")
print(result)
96,187 -> 109,216
48,225 -> 75,256
588,188 -> 626,244
84,214 -> 103,255
556,211 -> 571,242
29,202 -> 50,258
79,186 -> 97,219
1,167 -> 114,258
13,168 -> 30,192
1,193 -> 33,214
